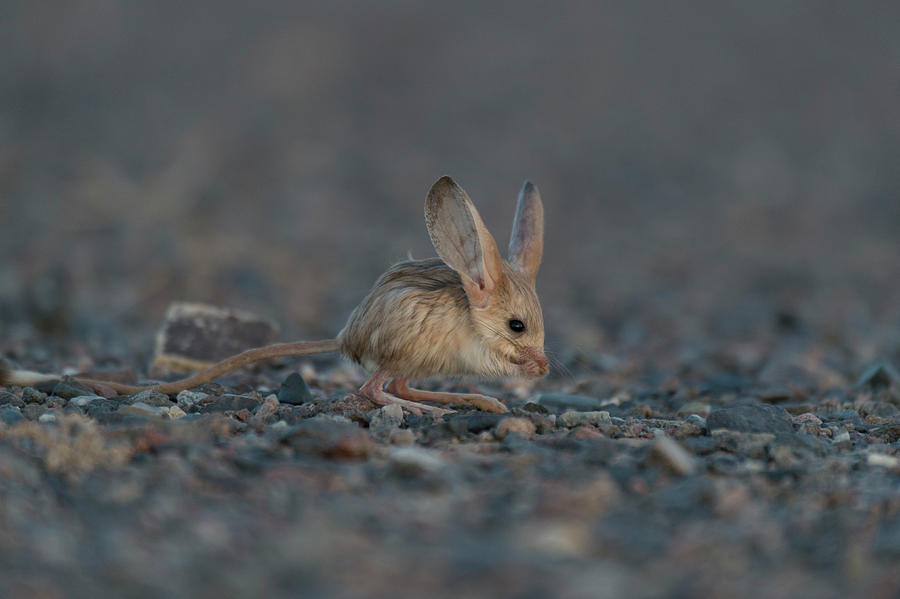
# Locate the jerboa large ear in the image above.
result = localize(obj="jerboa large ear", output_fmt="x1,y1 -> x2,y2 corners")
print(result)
508,180 -> 544,282
425,176 -> 503,309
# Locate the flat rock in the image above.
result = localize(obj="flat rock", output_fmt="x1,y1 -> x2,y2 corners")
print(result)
152,302 -> 278,373
280,419 -> 373,459
536,393 -> 603,413
0,406 -> 25,426
199,394 -> 261,413
707,402 -> 793,434
277,372 -> 313,405
558,410 -> 611,428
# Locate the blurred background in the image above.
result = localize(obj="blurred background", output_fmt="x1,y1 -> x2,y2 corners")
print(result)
2,0 -> 898,371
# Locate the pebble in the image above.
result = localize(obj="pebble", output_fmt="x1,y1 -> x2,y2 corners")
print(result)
69,395 -> 105,408
200,394 -> 261,413
388,428 -> 416,445
280,419 -> 374,459
558,410 -> 611,428
676,401 -> 712,417
118,401 -> 168,418
129,389 -> 172,407
0,391 -> 24,408
388,447 -> 445,476
866,453 -> 900,468
277,372 -> 313,405
250,394 -> 280,427
176,390 -> 209,411
707,402 -> 793,434
494,417 -> 537,440
537,393 -> 603,413
857,362 -> 899,389
38,412 -> 57,424
369,404 -> 404,440
0,406 -> 26,426
49,377 -> 95,400
167,406 -> 187,419
22,387 -> 47,405
648,436 -> 697,475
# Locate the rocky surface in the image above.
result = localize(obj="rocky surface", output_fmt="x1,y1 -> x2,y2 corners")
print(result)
2,346 -> 900,599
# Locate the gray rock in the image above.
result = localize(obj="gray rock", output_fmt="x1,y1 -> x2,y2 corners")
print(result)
176,390 -> 209,411
857,362 -> 899,389
49,377 -> 95,400
388,447 -> 446,476
537,393 -> 603,413
447,412 -> 503,436
128,389 -> 172,406
707,402 -> 793,434
22,403 -> 47,421
0,391 -> 25,408
22,387 -> 47,404
199,394 -> 261,413
69,395 -> 105,408
0,406 -> 25,426
277,372 -> 313,405
280,419 -> 373,459
494,417 -> 537,440
369,404 -> 404,440
648,436 -> 697,476
558,410 -> 611,428
118,401 -> 168,418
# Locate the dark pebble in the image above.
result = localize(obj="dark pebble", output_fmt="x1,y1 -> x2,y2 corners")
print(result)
22,404 -> 47,421
199,394 -> 261,413
536,393 -> 602,413
22,387 -> 47,404
49,376 -> 95,400
869,424 -> 900,443
0,406 -> 25,426
857,362 -> 900,389
128,389 -> 173,407
0,391 -> 25,408
279,419 -> 373,459
707,401 -> 794,434
277,373 -> 313,405
447,412 -> 503,435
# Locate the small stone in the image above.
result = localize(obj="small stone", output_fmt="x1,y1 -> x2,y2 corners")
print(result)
37,412 -> 57,424
537,393 -> 603,413
831,429 -> 851,443
713,431 -> 776,458
867,453 -> 900,468
167,405 -> 187,419
200,394 -> 261,413
0,406 -> 25,426
522,401 -> 549,414
176,390 -> 209,411
857,362 -> 900,389
118,401 -> 168,418
129,389 -> 172,407
250,394 -> 279,428
49,377 -> 94,400
707,402 -> 793,434
22,387 -> 47,405
69,395 -> 104,408
495,417 -> 537,440
388,428 -> 416,445
558,410 -> 611,428
676,401 -> 712,418
792,413 -> 822,425
369,404 -> 404,440
869,424 -> 900,443
648,436 -> 697,476
448,412 -> 503,435
276,372 -> 313,405
0,391 -> 24,408
22,403 -> 47,420
280,419 -> 373,459
152,302 -> 278,373
388,447 -> 445,476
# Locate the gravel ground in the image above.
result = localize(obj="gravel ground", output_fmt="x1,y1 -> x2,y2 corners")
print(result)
2,324 -> 900,599
2,2 -> 899,597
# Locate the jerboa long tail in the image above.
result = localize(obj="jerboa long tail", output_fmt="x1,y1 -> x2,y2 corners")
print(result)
0,339 -> 340,396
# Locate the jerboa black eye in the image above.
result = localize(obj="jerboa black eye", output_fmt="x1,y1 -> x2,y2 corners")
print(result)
508,319 -> 525,333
